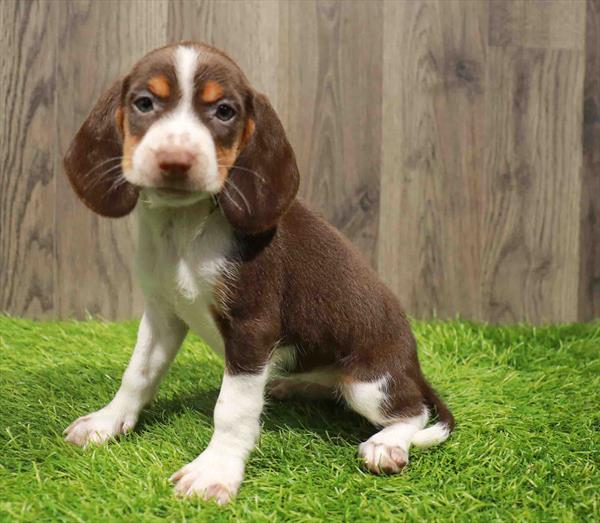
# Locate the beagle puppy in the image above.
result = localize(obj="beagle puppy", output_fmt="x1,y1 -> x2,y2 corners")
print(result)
63,42 -> 454,504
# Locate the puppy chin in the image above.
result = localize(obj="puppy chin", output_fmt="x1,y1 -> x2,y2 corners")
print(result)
142,187 -> 213,208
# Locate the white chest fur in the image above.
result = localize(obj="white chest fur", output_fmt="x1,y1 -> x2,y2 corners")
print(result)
134,197 -> 236,356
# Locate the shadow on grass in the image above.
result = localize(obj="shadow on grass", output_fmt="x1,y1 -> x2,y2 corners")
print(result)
30,362 -> 374,448
142,389 -> 373,446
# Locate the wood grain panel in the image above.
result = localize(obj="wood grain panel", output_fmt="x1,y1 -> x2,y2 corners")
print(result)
482,45 -> 584,323
0,0 -> 57,318
279,0 -> 383,268
489,0 -> 585,50
167,0 -> 280,108
580,0 -> 600,320
2,0 -> 598,324
55,0 -> 168,319
379,0 -> 486,319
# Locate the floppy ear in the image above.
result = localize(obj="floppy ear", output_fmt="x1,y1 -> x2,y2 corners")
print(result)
63,79 -> 139,217
218,92 -> 299,234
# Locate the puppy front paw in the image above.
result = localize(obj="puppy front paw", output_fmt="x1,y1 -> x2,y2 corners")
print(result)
64,407 -> 137,447
170,450 -> 244,504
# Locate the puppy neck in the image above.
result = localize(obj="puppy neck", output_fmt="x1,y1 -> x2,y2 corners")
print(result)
136,189 -> 221,241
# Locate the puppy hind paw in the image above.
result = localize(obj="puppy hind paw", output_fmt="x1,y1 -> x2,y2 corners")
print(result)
358,441 -> 408,475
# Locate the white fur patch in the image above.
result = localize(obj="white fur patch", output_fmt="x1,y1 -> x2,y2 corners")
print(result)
135,198 -> 236,357
210,370 -> 268,454
170,368 -> 269,502
364,407 -> 429,451
412,421 -> 451,448
176,258 -> 199,300
174,45 -> 198,108
340,376 -> 389,426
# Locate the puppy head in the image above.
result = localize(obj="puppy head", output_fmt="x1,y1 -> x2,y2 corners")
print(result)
64,42 -> 299,233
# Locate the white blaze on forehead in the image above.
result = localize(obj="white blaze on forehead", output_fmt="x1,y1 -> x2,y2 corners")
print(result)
174,45 -> 200,109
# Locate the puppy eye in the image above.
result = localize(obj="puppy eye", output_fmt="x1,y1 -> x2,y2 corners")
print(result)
133,96 -> 154,113
215,103 -> 236,122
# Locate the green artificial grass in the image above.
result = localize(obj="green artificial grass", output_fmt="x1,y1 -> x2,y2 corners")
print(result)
0,316 -> 598,522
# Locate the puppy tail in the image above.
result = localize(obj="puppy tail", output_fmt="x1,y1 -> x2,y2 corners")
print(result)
412,384 -> 455,449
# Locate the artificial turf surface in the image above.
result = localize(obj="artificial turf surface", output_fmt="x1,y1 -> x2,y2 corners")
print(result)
0,316 -> 598,522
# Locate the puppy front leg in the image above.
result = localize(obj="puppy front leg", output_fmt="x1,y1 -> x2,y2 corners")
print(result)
170,366 -> 269,504
64,304 -> 187,446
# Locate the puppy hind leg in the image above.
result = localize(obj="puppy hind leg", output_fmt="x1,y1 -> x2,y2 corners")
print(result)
267,368 -> 340,401
340,376 -> 428,474
267,377 -> 337,400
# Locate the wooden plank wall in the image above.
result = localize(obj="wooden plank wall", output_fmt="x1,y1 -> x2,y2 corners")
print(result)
0,0 -> 597,324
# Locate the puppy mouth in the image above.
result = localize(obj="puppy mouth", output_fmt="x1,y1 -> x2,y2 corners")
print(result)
155,186 -> 192,196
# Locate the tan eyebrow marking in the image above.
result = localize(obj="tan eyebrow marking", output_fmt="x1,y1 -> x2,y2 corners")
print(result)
216,118 -> 256,182
115,106 -> 124,131
147,75 -> 170,98
201,80 -> 223,103
241,118 -> 255,147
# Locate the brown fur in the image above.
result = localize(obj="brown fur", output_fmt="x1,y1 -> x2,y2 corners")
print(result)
63,79 -> 138,217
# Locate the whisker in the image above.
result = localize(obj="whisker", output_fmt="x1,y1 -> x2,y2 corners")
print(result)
80,156 -> 123,180
103,178 -> 122,199
82,155 -> 123,172
90,155 -> 131,188
88,165 -> 121,187
82,164 -> 124,192
216,164 -> 266,184
101,173 -> 131,200
221,189 -> 243,213
111,175 -> 129,191
224,177 -> 251,215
